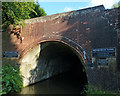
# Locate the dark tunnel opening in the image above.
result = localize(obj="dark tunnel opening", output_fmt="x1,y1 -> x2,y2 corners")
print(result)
19,41 -> 88,94
36,41 -> 88,90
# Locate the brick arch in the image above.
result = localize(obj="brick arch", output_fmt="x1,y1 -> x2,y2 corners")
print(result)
20,35 -> 89,87
20,35 -> 90,66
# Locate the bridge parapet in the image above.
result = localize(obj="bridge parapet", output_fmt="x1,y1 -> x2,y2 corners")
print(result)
25,5 -> 105,24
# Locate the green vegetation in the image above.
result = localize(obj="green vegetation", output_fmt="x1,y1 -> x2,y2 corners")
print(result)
2,64 -> 23,94
2,1 -> 46,30
0,74 -> 6,95
84,85 -> 119,95
112,1 -> 120,8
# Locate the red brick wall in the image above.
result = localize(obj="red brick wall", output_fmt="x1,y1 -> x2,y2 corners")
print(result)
3,5 -> 118,62
2,5 -> 120,91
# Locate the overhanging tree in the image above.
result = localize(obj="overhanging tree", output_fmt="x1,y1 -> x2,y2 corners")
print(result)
112,1 -> 120,8
2,2 -> 46,30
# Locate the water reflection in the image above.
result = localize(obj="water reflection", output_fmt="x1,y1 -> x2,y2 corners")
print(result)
17,71 -> 86,94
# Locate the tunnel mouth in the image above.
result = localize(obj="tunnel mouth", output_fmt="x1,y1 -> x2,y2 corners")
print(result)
38,41 -> 88,86
21,41 -> 88,91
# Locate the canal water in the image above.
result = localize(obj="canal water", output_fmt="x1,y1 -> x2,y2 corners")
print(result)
16,71 -> 86,95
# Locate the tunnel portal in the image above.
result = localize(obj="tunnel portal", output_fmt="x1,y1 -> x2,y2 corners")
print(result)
20,41 -> 88,87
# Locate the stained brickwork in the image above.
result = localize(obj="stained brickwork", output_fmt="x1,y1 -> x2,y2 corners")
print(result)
2,5 -> 120,91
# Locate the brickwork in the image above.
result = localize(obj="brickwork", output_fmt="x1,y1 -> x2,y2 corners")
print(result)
2,5 -> 120,91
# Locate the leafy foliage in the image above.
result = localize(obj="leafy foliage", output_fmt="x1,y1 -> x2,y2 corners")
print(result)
2,64 -> 23,94
112,1 -> 120,8
2,2 -> 46,30
30,2 -> 47,18
0,72 -> 6,95
84,85 -> 117,95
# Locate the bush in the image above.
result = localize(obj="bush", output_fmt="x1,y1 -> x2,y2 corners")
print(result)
2,64 -> 23,94
84,85 -> 116,95
2,2 -> 46,30
0,73 -> 6,95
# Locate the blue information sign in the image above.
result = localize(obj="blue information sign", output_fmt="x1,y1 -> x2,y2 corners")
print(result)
3,52 -> 19,57
92,47 -> 116,58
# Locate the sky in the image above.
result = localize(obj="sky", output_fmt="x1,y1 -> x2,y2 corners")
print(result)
39,0 -> 120,16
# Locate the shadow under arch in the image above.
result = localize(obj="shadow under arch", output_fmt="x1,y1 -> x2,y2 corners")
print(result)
20,35 -> 89,91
